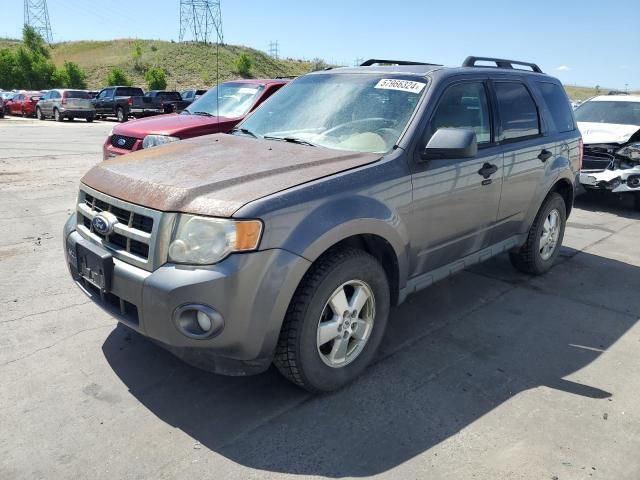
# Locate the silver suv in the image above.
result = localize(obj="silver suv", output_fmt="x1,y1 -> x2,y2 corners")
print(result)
36,89 -> 95,122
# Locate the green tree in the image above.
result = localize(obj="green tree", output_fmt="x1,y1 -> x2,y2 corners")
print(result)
235,53 -> 253,77
0,49 -> 17,89
131,40 -> 144,72
144,67 -> 167,90
22,25 -> 50,58
309,57 -> 328,72
106,67 -> 132,86
61,61 -> 87,88
595,84 -> 601,95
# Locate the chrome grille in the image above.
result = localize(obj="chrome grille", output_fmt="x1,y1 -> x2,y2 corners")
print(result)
75,185 -> 173,271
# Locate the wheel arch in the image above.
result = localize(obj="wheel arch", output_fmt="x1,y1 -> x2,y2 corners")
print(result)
547,177 -> 574,218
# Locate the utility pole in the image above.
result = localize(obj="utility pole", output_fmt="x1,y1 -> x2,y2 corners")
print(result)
179,0 -> 223,44
269,40 -> 279,60
354,57 -> 364,66
24,0 -> 53,43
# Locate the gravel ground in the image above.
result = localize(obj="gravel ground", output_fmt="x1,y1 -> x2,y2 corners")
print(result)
1,115 -> 639,480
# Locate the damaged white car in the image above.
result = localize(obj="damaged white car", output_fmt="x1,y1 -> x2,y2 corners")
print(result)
576,95 -> 640,208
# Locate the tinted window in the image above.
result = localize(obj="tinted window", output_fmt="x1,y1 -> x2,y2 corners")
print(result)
66,90 -> 89,99
574,101 -> 640,126
494,82 -> 540,141
537,82 -> 574,132
158,92 -> 181,100
115,87 -> 143,97
431,82 -> 491,144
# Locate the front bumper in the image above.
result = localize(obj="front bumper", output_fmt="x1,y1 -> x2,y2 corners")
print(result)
64,217 -> 311,375
579,167 -> 640,193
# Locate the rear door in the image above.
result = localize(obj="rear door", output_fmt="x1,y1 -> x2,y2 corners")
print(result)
65,90 -> 92,111
409,79 -> 504,275
490,79 -> 554,240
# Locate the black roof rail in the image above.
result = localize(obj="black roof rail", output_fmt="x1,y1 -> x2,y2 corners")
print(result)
360,59 -> 439,67
462,56 -> 543,74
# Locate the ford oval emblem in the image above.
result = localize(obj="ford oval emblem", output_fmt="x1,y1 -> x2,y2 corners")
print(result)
117,138 -> 126,147
92,213 -> 115,236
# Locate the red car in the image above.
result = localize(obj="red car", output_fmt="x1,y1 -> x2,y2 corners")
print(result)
5,91 -> 41,117
104,79 -> 287,160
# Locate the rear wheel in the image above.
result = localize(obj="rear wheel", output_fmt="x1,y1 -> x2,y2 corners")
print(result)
509,192 -> 567,275
68,117 -> 74,122
116,107 -> 127,123
54,108 -> 63,122
86,116 -> 94,123
36,107 -> 44,120
274,247 -> 390,393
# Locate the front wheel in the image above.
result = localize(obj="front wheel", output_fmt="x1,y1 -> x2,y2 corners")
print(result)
509,192 -> 567,275
86,116 -> 94,123
54,108 -> 63,122
274,247 -> 390,393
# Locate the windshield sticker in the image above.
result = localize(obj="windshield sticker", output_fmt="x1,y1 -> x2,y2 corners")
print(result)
374,79 -> 426,94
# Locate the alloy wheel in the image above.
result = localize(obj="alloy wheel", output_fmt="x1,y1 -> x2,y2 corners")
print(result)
539,208 -> 560,260
316,280 -> 376,368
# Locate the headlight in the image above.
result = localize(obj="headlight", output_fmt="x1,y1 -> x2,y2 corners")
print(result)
616,143 -> 640,161
142,134 -> 180,149
168,215 -> 263,265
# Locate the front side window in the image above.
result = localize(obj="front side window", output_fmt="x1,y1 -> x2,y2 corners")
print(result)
537,82 -> 574,132
494,82 -> 540,141
237,74 -> 427,153
430,82 -> 491,145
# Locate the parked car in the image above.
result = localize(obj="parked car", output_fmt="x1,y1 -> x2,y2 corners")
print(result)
576,95 -> 640,208
88,90 -> 99,99
104,79 -> 287,159
36,89 -> 95,122
64,56 -> 580,392
181,89 -> 207,103
92,86 -> 145,122
0,96 -> 4,118
4,91 -> 41,117
0,91 -> 15,102
129,90 -> 191,118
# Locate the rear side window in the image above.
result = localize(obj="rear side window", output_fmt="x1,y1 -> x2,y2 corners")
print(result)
537,82 -> 574,132
158,92 -> 181,100
116,87 -> 143,97
494,82 -> 540,141
66,90 -> 89,99
430,82 -> 491,144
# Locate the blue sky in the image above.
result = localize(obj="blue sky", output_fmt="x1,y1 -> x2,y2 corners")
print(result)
2,0 -> 638,90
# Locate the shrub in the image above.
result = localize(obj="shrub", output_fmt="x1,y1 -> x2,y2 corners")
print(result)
106,67 -> 131,86
59,61 -> 87,89
145,67 -> 167,90
310,57 -> 328,72
235,53 -> 252,77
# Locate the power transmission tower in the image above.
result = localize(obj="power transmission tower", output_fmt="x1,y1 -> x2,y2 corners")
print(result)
24,0 -> 53,43
179,0 -> 223,44
269,40 -> 279,59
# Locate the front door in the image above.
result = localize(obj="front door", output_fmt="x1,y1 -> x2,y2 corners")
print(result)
408,80 -> 503,276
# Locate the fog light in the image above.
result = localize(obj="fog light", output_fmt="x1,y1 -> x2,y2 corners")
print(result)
173,304 -> 224,339
196,310 -> 212,332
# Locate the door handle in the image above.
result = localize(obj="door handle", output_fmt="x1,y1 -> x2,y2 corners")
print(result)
478,162 -> 498,179
538,149 -> 553,162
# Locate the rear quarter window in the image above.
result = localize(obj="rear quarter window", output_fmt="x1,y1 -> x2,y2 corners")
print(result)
494,82 -> 540,141
536,82 -> 575,133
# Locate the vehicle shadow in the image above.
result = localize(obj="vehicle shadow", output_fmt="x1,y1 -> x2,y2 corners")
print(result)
575,190 -> 640,219
102,250 -> 639,477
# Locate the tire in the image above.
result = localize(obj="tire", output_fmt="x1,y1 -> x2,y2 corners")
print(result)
21,107 -> 26,117
274,247 -> 390,393
509,192 -> 567,275
54,108 -> 63,122
36,107 -> 45,120
86,116 -> 94,123
68,117 -> 74,122
116,107 -> 127,123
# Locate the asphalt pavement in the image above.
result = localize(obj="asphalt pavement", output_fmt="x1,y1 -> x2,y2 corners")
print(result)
1,115 -> 639,479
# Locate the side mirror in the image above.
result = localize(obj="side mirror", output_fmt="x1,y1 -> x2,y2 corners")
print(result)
421,128 -> 478,161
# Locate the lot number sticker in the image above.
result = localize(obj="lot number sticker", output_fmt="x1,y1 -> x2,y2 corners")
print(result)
374,79 -> 426,94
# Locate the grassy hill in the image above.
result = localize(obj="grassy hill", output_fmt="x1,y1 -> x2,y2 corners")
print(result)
0,38 -> 316,89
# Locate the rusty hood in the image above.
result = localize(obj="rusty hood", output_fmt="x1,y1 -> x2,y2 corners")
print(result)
82,133 -> 381,217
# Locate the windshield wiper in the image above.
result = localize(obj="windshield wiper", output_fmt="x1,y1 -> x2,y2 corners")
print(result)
263,135 -> 318,147
192,111 -> 214,117
231,127 -> 258,138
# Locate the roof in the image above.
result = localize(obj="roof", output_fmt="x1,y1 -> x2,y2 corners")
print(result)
223,78 -> 288,86
588,95 -> 640,103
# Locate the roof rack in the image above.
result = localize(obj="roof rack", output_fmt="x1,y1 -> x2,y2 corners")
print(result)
360,59 -> 439,67
462,56 -> 543,74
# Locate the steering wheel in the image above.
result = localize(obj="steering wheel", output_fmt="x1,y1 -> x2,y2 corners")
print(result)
318,117 -> 398,139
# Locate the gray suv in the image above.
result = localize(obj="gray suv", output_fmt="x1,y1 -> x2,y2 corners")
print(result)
63,56 -> 581,392
36,89 -> 95,122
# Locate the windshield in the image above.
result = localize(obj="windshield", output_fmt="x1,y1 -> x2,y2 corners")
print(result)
575,101 -> 640,126
184,83 -> 264,118
237,73 -> 426,153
